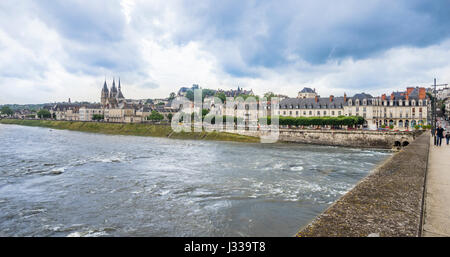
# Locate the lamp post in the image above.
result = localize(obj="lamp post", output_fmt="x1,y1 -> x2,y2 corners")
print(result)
431,78 -> 448,145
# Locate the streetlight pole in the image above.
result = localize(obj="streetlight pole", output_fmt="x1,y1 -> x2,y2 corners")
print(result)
431,78 -> 448,145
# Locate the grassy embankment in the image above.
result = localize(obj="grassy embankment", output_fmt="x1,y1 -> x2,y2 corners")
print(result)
0,119 -> 260,143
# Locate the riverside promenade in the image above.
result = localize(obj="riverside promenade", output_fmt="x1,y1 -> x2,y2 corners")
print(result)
297,132 -> 430,237
422,137 -> 450,236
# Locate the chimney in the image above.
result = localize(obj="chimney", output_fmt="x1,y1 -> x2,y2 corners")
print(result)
419,87 -> 426,99
381,94 -> 386,101
329,95 -> 334,102
406,94 -> 409,100
344,93 -> 347,102
406,87 -> 414,95
390,92 -> 395,100
315,95 -> 319,103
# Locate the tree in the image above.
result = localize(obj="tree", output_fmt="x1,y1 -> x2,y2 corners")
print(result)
0,106 -> 13,116
92,114 -> 104,121
263,92 -> 276,101
147,110 -> 164,121
37,109 -> 51,119
167,113 -> 173,121
215,92 -> 226,103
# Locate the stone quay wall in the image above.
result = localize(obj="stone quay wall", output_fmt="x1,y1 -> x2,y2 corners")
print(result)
233,128 -> 421,149
296,132 -> 430,237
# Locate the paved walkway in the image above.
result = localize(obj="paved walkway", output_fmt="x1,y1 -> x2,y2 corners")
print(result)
423,136 -> 450,237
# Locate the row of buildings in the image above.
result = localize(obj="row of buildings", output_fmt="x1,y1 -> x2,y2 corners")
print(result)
46,79 -> 176,123
278,87 -> 429,130
34,79 -> 431,131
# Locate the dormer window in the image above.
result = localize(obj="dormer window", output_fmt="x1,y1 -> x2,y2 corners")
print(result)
348,99 -> 353,105
355,99 -> 360,105
412,100 -> 416,106
363,99 -> 367,105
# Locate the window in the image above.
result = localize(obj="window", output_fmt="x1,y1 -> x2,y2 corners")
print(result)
332,111 -> 335,115
309,111 -> 312,115
324,111 -> 327,115
317,111 -> 320,115
338,111 -> 341,115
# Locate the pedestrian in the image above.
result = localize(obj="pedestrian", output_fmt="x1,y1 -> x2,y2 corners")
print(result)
446,130 -> 450,145
435,125 -> 444,147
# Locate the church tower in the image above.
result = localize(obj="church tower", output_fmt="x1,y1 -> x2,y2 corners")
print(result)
101,80 -> 109,107
108,78 -> 118,108
117,78 -> 125,101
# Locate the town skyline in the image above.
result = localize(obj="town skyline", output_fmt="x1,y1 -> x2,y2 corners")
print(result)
0,77 -> 442,105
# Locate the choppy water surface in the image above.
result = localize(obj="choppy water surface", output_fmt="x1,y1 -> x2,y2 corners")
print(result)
0,124 -> 390,236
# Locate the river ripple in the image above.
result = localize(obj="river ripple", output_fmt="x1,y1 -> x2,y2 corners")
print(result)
0,124 -> 390,236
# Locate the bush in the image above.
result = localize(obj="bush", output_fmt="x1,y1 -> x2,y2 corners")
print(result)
259,116 -> 365,127
37,109 -> 51,119
147,110 -> 164,121
92,114 -> 104,121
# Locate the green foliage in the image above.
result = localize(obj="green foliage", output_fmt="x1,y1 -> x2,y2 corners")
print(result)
0,106 -> 13,116
381,124 -> 386,128
215,92 -> 226,103
389,124 -> 394,129
168,92 -> 176,101
185,88 -> 217,102
147,110 -> 164,121
260,116 -> 365,127
92,114 -> 104,121
37,109 -> 51,119
263,92 -> 276,101
167,113 -> 173,121
414,125 -> 420,130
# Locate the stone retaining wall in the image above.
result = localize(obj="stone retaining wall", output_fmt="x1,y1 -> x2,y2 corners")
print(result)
296,132 -> 430,237
234,128 -> 421,149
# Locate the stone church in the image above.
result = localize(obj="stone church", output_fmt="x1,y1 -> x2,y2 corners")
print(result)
101,78 -> 125,108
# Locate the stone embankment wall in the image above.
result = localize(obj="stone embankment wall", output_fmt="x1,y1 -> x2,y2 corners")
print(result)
296,132 -> 430,237
235,128 -> 421,149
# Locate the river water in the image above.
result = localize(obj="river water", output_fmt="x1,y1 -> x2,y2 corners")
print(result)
0,124 -> 390,237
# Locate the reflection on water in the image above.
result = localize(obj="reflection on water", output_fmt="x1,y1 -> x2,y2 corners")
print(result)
0,124 -> 390,236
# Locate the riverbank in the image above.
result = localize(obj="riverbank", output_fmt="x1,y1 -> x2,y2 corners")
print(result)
0,119 -> 260,143
296,132 -> 430,237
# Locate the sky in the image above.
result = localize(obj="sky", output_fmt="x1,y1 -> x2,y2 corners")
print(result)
1,0 -> 450,104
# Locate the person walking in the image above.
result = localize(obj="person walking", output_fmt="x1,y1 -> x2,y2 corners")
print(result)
446,130 -> 450,145
435,125 -> 444,147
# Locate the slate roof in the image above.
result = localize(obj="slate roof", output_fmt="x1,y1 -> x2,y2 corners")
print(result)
280,96 -> 346,109
299,87 -> 315,93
